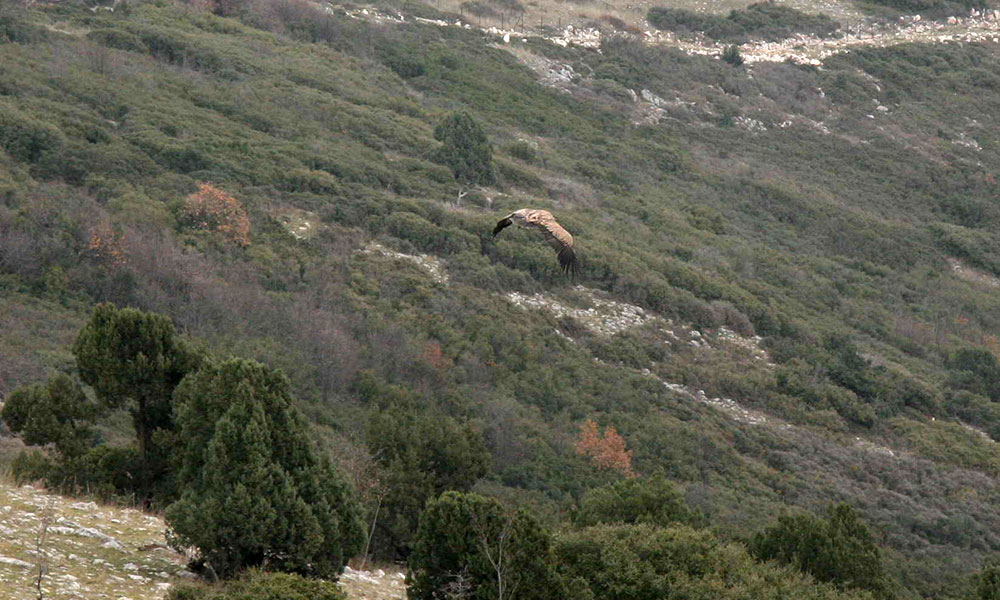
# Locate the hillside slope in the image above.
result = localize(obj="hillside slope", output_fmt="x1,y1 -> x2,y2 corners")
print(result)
0,477 -> 407,600
1,0 -> 999,596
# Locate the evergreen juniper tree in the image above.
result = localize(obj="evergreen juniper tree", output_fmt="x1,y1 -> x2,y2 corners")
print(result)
166,358 -> 363,579
433,112 -> 495,205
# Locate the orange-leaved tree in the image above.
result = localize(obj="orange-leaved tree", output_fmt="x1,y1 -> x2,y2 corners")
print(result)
575,419 -> 635,478
88,222 -> 128,267
182,183 -> 251,247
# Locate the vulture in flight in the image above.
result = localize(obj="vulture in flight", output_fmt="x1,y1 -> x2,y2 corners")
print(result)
493,209 -> 578,276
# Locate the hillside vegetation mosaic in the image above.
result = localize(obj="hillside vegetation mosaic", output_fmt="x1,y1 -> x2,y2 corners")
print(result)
1,0 -> 999,598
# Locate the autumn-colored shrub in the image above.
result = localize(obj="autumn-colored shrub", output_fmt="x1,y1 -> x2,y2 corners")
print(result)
575,419 -> 635,478
181,183 -> 251,246
88,223 -> 128,266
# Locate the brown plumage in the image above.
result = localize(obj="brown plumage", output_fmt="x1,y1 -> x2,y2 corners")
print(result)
492,209 -> 578,276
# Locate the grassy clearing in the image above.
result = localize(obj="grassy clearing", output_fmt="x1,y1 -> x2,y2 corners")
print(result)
0,478 -> 187,600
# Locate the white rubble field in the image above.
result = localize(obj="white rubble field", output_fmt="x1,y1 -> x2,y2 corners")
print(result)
336,3 -> 1000,66
504,286 -> 771,361
657,375 -> 777,427
339,565 -> 407,599
505,287 -> 655,336
360,242 -> 449,284
0,482 -> 186,600
277,208 -> 321,241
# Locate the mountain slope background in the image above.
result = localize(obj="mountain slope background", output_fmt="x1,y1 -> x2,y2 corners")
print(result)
1,0 -> 999,597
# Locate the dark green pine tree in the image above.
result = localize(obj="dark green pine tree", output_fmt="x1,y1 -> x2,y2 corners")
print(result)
433,112 -> 495,205
1,373 -> 95,458
167,358 -> 363,579
72,303 -> 199,462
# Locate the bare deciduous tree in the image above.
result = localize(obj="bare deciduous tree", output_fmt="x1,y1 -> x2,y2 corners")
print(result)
34,499 -> 54,600
470,508 -> 518,600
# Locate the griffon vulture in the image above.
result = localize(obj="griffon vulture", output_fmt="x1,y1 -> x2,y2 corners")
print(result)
492,209 -> 578,276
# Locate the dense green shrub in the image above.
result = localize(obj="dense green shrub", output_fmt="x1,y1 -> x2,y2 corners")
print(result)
976,557 -> 1000,600
378,43 -> 427,79
750,504 -> 891,599
10,449 -> 54,484
1,373 -> 95,458
946,347 -> 1000,401
10,445 -> 146,502
557,523 -> 870,600
575,472 -> 700,528
506,140 -> 537,163
723,44 -> 745,67
432,111 -> 496,190
409,491 -> 565,600
87,28 -> 148,53
0,103 -> 64,163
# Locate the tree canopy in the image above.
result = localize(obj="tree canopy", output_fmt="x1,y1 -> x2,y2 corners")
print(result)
73,303 -> 199,460
365,406 -> 490,559
409,491 -> 565,600
432,111 -> 496,189
750,503 -> 891,599
1,373 -> 95,458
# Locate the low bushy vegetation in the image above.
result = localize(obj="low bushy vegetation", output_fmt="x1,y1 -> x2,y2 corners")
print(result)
167,570 -> 347,600
556,523 -> 874,600
647,2 -> 841,43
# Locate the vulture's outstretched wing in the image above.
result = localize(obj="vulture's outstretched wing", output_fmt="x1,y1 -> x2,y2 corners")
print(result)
493,209 -> 579,276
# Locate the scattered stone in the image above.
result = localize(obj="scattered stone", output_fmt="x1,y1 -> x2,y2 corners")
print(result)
0,556 -> 33,568
54,518 -> 125,550
505,286 -> 654,336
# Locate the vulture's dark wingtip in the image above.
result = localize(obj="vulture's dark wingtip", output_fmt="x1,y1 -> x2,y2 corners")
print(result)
492,218 -> 512,238
558,247 -> 579,278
